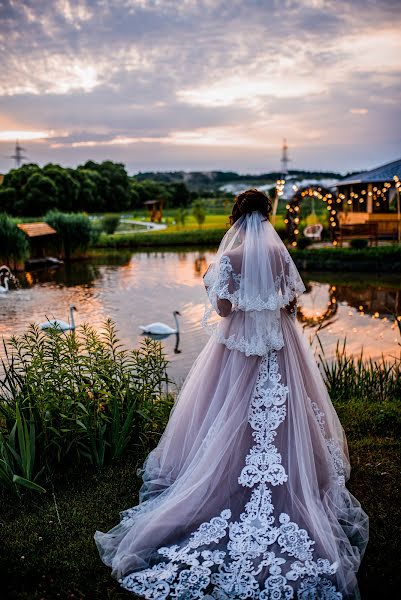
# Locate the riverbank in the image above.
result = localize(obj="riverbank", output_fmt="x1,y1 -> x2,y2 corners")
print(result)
291,244 -> 401,272
93,227 -> 228,248
93,229 -> 401,272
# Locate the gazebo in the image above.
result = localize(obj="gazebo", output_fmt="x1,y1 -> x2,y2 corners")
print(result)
336,158 -> 401,242
144,199 -> 164,223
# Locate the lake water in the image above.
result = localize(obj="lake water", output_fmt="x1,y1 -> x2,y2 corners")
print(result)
0,249 -> 400,383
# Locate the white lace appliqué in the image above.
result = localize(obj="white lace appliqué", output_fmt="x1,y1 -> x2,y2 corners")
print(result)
119,352 -> 342,599
310,401 -> 348,487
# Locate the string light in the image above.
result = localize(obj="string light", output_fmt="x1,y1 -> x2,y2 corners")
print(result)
285,178 -> 397,247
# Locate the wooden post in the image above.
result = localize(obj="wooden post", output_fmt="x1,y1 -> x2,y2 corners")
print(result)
367,183 -> 373,214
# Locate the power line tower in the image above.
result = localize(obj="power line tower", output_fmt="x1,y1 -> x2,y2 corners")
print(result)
10,140 -> 27,168
280,138 -> 290,176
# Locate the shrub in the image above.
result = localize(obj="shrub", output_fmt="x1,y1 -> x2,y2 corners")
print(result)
296,236 -> 312,250
192,200 -> 206,228
0,212 -> 29,266
45,210 -> 93,258
101,213 -> 120,234
350,238 -> 369,249
0,320 -> 171,494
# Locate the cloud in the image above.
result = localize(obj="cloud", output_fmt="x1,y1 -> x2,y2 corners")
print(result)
349,108 -> 368,115
0,0 -> 400,173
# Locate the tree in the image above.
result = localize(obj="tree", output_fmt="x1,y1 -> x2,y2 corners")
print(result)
80,160 -> 130,212
22,172 -> 59,216
2,164 -> 40,215
192,200 -> 206,228
43,165 -> 79,212
0,187 -> 17,214
75,168 -> 105,212
168,182 -> 191,208
0,212 -> 29,265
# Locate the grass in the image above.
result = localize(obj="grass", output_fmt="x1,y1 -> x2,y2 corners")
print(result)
1,345 -> 400,598
0,409 -> 399,598
93,213 -> 288,248
93,227 -> 229,248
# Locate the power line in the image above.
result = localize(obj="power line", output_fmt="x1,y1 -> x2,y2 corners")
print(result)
9,140 -> 28,168
281,138 -> 290,176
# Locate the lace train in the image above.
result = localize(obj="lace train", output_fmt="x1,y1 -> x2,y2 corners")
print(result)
118,352 -> 349,599
95,310 -> 368,599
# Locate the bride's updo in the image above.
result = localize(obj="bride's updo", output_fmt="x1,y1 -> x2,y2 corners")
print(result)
230,188 -> 272,225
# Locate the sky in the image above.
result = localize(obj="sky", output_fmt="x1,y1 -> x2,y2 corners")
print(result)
0,0 -> 400,175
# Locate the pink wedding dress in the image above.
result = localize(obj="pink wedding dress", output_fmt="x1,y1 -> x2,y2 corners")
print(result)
95,213 -> 368,599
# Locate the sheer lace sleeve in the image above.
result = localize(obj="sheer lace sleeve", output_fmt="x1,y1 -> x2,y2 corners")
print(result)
203,256 -> 237,316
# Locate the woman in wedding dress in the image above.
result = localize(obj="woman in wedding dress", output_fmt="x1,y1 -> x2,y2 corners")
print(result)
95,189 -> 368,599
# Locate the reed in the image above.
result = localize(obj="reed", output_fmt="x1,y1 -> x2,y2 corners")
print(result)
0,320 -> 171,494
317,337 -> 401,404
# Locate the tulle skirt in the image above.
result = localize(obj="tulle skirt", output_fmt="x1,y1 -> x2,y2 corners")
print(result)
95,310 -> 368,599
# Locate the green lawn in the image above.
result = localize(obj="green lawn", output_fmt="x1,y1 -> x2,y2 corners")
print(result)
158,213 -> 286,232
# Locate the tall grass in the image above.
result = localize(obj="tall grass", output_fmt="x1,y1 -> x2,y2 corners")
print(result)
0,320 -> 171,494
317,338 -> 401,404
45,210 -> 95,258
0,212 -> 29,267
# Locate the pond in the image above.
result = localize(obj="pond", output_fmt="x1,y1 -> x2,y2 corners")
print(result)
0,249 -> 400,383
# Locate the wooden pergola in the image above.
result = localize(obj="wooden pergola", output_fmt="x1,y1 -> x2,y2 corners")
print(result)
144,199 -> 164,223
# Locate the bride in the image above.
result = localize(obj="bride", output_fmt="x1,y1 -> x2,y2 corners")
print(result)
95,189 -> 368,599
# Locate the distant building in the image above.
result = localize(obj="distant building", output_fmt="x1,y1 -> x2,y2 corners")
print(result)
336,158 -> 401,240
17,222 -> 57,259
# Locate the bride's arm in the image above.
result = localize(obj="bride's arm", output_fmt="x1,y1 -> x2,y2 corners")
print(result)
203,266 -> 232,317
216,297 -> 232,317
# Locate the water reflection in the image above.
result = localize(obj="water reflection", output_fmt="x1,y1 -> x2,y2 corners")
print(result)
0,250 -> 399,383
143,332 -> 182,354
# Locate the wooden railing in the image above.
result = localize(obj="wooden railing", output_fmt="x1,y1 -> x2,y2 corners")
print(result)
339,223 -> 379,246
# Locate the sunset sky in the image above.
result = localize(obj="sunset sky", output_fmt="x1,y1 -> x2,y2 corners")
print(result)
0,0 -> 400,175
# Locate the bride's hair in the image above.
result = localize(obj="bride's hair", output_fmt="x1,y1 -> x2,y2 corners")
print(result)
230,188 -> 272,225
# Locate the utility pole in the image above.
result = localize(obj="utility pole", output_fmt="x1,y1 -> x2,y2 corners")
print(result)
280,138 -> 290,176
10,140 -> 27,168
272,139 -> 290,225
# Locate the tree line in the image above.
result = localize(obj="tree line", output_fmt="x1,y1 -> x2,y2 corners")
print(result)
0,161 -> 192,216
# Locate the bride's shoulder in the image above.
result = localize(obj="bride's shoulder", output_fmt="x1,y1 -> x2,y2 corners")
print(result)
221,250 -> 242,271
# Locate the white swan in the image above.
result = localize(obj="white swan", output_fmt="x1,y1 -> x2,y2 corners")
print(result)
0,276 -> 9,294
139,311 -> 181,335
40,305 -> 77,331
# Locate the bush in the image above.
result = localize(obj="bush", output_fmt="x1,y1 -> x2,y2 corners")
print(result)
290,245 -> 401,272
45,210 -> 93,258
296,236 -> 312,250
350,238 -> 369,249
0,320 -> 171,494
94,227 -> 227,248
0,212 -> 29,266
101,213 -> 120,234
